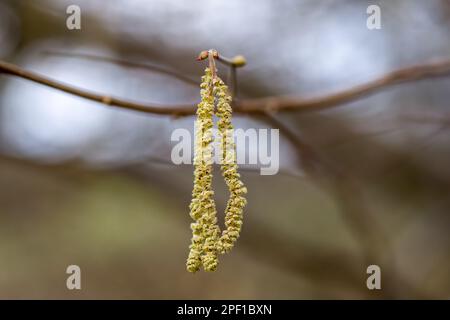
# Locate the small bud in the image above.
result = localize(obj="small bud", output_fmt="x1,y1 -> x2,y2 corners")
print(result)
196,50 -> 209,61
232,55 -> 246,67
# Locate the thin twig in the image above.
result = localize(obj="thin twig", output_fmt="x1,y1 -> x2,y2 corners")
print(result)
230,66 -> 238,99
42,51 -> 199,86
207,49 -> 218,80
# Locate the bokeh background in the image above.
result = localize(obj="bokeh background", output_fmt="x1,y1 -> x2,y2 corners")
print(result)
0,0 -> 449,299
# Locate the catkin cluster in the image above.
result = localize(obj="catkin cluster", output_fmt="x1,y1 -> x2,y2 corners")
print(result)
186,67 -> 247,273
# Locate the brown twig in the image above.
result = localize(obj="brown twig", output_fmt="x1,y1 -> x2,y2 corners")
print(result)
0,60 -> 195,116
207,49 -> 218,80
1,58 -> 450,116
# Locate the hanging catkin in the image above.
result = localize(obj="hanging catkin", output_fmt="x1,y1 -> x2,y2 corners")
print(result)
214,77 -> 247,254
186,57 -> 247,273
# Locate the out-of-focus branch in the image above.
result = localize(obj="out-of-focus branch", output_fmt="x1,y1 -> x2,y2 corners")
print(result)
1,58 -> 450,116
262,112 -> 381,255
262,112 -> 428,298
42,51 -> 199,86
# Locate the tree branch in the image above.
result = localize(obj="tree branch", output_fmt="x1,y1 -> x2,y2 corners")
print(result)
1,58 -> 450,116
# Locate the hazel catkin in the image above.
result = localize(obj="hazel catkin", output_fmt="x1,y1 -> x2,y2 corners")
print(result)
186,66 -> 247,273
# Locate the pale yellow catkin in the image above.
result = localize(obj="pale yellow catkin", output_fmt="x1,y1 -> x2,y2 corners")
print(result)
186,66 -> 247,273
187,68 -> 220,272
214,77 -> 247,254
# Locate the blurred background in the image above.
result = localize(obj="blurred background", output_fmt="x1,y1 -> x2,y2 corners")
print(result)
0,0 -> 449,299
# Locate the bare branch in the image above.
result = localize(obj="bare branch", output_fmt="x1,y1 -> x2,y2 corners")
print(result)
1,58 -> 450,116
0,60 -> 195,116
